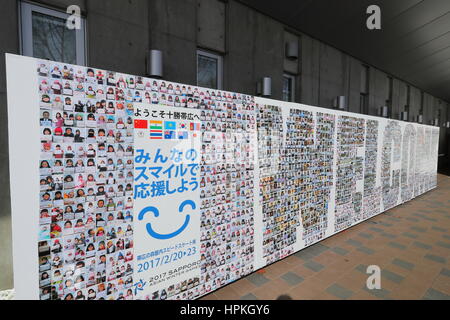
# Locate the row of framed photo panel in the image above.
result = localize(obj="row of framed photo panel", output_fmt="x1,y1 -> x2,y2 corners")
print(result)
5,54 -> 439,300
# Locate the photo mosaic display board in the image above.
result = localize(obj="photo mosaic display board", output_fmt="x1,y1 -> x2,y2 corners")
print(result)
6,54 -> 439,300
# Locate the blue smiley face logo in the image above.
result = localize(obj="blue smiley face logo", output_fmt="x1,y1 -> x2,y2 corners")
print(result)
138,200 -> 196,240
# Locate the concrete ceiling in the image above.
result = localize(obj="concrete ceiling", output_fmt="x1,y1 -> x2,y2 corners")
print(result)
239,0 -> 450,103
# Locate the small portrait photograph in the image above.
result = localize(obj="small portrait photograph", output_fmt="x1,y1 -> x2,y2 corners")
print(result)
62,205 -> 75,220
51,251 -> 64,269
53,125 -> 65,142
50,221 -> 63,239
39,255 -> 51,272
38,240 -> 51,257
106,86 -> 116,100
39,159 -> 53,176
37,61 -> 49,77
105,100 -> 115,114
73,66 -> 85,84
52,95 -> 64,110
85,68 -> 96,83
85,158 -> 96,174
51,207 -> 63,223
86,84 -> 97,99
73,99 -> 85,113
52,174 -> 64,191
74,246 -> 86,262
74,289 -> 86,300
40,92 -> 52,109
74,218 -> 85,234
63,249 -> 75,264
95,69 -> 105,85
40,140 -> 54,159
62,111 -> 75,126
62,80 -> 74,96
74,158 -> 85,173
51,268 -> 63,284
51,238 -> 63,253
39,286 -> 51,300
63,96 -> 74,111
52,111 -> 64,128
74,114 -> 85,128
106,115 -> 116,129
40,126 -> 53,143
117,88 -> 126,101
62,127 -> 75,143
40,270 -> 51,287
40,109 -> 53,127
50,63 -> 62,79
51,79 -> 63,95
85,241 -> 97,258
39,208 -> 51,225
63,173 -> 76,189
85,129 -> 96,144
63,219 -> 75,236
86,113 -> 97,128
40,191 -> 53,208
96,87 -> 106,100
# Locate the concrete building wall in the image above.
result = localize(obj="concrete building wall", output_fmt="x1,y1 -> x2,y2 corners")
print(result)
409,86 -> 422,121
0,0 -> 449,290
226,0 -> 284,97
149,0 -> 197,85
300,34 -> 321,106
197,0 -> 226,53
346,57 -> 364,114
86,0 -> 149,76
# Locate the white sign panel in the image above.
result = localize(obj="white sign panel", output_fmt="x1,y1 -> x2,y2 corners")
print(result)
133,104 -> 201,299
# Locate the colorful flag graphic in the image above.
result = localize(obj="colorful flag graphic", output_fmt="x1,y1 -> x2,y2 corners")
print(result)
164,121 -> 176,130
178,131 -> 188,140
164,131 -> 176,139
190,122 -> 200,131
150,120 -> 163,139
134,119 -> 148,129
178,121 -> 188,130
150,120 -> 163,130
150,132 -> 163,139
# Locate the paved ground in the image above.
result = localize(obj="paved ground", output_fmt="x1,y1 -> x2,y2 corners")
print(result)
202,174 -> 450,300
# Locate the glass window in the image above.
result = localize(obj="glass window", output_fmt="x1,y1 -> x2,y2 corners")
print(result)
282,74 -> 295,102
21,3 -> 86,65
197,50 -> 223,89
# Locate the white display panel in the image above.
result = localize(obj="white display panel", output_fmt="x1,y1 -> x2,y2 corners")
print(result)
5,54 -> 439,300
252,98 -> 439,269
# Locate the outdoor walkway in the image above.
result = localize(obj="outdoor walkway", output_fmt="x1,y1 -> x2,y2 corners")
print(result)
202,174 -> 450,300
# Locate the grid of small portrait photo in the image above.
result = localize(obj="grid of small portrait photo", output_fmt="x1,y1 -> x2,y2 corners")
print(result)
198,91 -> 256,297
257,105 -> 336,262
414,127 -> 428,196
400,123 -> 416,203
362,119 -> 381,220
37,61 -> 135,300
135,87 -> 257,300
285,110 -> 335,246
381,121 -> 402,211
257,105 -> 300,264
25,58 -> 442,301
334,116 -> 365,232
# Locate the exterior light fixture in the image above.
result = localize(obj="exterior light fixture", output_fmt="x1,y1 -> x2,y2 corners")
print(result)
147,50 -> 163,78
262,77 -> 272,97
